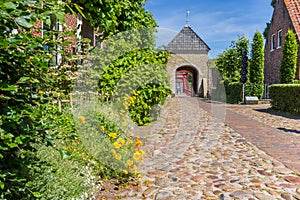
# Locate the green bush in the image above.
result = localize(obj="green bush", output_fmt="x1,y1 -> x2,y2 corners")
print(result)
269,84 -> 300,114
211,81 -> 242,104
248,32 -> 264,98
244,82 -> 264,99
280,30 -> 299,83
97,48 -> 171,126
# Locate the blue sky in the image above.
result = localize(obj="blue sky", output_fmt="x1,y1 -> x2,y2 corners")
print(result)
145,0 -> 274,58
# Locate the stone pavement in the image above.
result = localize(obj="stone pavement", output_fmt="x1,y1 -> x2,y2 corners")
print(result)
98,97 -> 300,199
198,99 -> 300,175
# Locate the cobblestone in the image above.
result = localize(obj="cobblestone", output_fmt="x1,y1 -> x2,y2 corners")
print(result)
97,97 -> 300,199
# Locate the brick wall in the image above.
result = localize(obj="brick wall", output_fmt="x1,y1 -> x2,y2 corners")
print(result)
264,0 -> 300,84
65,13 -> 78,54
32,20 -> 43,38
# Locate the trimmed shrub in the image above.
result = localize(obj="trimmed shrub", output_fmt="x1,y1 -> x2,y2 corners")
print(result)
225,82 -> 243,104
244,82 -> 264,99
249,32 -> 264,98
211,81 -> 242,104
269,84 -> 300,114
280,30 -> 299,83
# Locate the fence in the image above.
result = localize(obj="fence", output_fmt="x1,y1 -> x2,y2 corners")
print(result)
53,92 -> 100,112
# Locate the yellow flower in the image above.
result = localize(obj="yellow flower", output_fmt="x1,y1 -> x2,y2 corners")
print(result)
109,132 -> 117,138
38,90 -> 43,95
115,153 -> 122,160
123,170 -> 128,175
122,121 -> 128,127
139,149 -> 145,155
78,116 -> 85,123
137,173 -> 143,178
118,137 -> 125,145
111,149 -> 116,155
113,142 -> 121,149
100,126 -> 105,131
129,164 -> 137,172
127,159 -> 133,166
133,151 -> 141,161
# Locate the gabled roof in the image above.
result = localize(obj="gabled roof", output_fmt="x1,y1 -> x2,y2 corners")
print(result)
166,25 -> 210,54
285,0 -> 300,39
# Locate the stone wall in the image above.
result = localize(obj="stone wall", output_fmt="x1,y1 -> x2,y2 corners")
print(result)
167,53 -> 209,97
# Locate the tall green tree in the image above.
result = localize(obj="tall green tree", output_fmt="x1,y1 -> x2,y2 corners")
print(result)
280,30 -> 299,83
249,31 -> 264,98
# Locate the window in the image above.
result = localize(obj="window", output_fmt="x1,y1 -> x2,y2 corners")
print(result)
271,34 -> 276,50
278,30 -> 282,48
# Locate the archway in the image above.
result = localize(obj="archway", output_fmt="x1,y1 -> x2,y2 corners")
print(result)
175,66 -> 199,96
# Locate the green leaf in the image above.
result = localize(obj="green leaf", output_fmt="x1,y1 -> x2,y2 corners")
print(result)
0,85 -> 18,91
19,77 -> 30,83
74,3 -> 86,19
15,137 -> 23,145
4,2 -> 17,9
16,17 -> 33,29
33,192 -> 41,197
0,181 -> 4,189
59,150 -> 71,159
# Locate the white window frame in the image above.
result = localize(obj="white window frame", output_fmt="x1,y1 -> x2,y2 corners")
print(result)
277,30 -> 282,49
271,34 -> 276,51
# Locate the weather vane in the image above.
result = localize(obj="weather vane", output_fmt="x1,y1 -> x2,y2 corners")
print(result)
186,10 -> 190,25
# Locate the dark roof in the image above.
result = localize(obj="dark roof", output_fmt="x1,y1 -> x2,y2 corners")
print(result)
285,0 -> 300,39
166,25 -> 210,54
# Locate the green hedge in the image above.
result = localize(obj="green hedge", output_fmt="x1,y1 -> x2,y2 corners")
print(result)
212,81 -> 265,104
269,84 -> 300,114
211,81 -> 242,104
244,82 -> 264,99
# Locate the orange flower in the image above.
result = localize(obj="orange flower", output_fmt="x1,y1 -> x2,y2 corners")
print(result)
78,116 -> 85,123
135,137 -> 143,148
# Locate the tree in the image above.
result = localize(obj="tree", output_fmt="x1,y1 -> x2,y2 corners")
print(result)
280,30 -> 299,83
215,36 -> 249,103
249,31 -> 264,98
216,36 -> 249,82
71,0 -> 157,42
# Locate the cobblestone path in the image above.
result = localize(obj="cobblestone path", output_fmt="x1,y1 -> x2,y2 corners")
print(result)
101,97 -> 300,199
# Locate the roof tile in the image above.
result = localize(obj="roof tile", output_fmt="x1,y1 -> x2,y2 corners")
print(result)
285,0 -> 300,39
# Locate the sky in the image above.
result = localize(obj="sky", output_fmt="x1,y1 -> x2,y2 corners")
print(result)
145,0 -> 274,58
